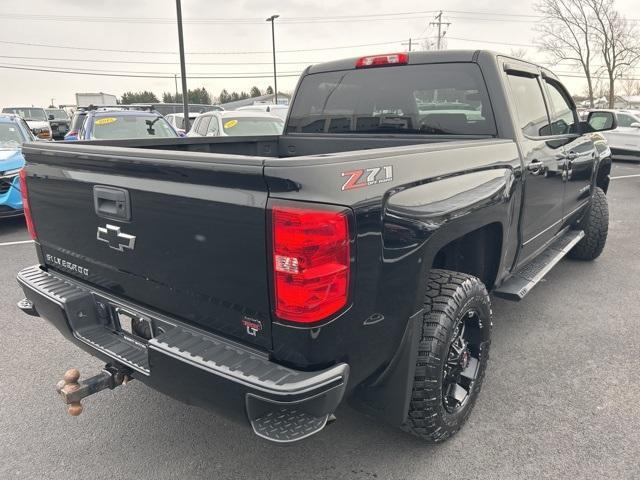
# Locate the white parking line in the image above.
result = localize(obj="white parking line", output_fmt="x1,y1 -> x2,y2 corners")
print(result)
0,240 -> 34,247
610,174 -> 640,180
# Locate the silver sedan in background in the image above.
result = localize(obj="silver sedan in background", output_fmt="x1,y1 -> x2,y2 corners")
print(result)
187,110 -> 284,137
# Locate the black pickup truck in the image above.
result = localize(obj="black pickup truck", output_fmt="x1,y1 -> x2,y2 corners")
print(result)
17,50 -> 612,444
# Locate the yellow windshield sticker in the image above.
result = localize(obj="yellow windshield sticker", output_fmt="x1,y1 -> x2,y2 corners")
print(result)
95,117 -> 117,126
224,119 -> 238,129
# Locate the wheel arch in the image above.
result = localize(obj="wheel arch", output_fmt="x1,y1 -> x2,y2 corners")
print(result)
431,222 -> 503,290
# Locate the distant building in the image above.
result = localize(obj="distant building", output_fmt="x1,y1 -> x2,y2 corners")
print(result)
614,95 -> 640,110
579,97 -> 612,109
220,93 -> 291,110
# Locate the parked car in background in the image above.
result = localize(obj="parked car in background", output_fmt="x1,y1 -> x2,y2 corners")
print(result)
64,109 -> 88,141
236,104 -> 289,120
0,114 -> 35,218
1,107 -> 52,140
45,108 -> 71,140
188,110 -> 284,137
71,108 -> 180,141
587,109 -> 640,161
164,112 -> 200,135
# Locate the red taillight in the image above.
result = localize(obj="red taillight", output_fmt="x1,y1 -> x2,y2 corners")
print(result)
355,53 -> 408,68
19,169 -> 37,240
272,205 -> 350,323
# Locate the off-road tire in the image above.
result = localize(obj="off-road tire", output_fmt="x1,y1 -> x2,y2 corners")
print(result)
404,269 -> 492,443
568,187 -> 608,261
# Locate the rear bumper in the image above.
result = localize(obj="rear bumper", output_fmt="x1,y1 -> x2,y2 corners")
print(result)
17,265 -> 349,443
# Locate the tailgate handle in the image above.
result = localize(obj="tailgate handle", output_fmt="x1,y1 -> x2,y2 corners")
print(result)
93,186 -> 131,221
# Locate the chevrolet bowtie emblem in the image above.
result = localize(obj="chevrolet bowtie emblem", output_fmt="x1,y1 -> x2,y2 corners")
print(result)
97,224 -> 136,252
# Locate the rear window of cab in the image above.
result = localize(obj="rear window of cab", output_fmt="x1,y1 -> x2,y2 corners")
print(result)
287,63 -> 497,136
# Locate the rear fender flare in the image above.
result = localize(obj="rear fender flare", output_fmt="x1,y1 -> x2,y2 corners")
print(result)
356,168 -> 515,427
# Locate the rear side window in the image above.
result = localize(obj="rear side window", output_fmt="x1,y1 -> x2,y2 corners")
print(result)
196,116 -> 211,135
206,117 -> 219,135
70,112 -> 87,131
287,63 -> 497,136
507,74 -> 550,137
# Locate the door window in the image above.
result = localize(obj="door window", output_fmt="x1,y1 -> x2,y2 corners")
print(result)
617,113 -> 637,128
545,81 -> 578,135
196,115 -> 211,136
206,117 -> 219,136
507,74 -> 551,137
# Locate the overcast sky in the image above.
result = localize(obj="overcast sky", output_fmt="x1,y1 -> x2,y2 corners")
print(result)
0,0 -> 637,107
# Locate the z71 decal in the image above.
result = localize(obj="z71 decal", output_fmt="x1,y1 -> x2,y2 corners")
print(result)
341,166 -> 393,191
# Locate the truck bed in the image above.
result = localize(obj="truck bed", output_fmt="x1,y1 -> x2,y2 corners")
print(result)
22,135 -> 515,358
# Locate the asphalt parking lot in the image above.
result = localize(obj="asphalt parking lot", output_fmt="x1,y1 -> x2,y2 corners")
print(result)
0,162 -> 638,480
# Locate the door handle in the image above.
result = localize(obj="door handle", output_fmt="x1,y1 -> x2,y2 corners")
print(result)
566,151 -> 578,161
527,160 -> 544,175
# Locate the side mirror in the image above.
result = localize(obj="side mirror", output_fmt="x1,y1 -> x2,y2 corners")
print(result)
48,114 -> 55,121
586,111 -> 617,132
630,122 -> 640,128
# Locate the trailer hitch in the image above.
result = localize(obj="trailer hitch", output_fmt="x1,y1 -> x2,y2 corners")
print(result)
55,364 -> 133,416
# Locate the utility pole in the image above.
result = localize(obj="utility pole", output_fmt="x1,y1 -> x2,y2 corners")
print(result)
174,74 -> 178,103
266,14 -> 279,105
401,38 -> 412,52
175,0 -> 190,130
429,11 -> 451,50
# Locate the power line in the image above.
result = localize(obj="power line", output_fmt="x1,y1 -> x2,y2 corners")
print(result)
446,36 -> 537,48
0,54 -> 316,65
0,11 -> 442,24
0,60 -> 304,76
0,64 -> 303,79
1,10 -> 638,25
0,37 -> 425,55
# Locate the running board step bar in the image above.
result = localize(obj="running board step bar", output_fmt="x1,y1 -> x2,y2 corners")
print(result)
494,230 -> 584,301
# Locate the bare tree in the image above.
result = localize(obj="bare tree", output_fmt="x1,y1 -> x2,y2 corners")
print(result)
620,77 -> 639,97
593,77 -> 610,105
588,0 -> 640,108
535,0 -> 596,107
509,48 -> 530,60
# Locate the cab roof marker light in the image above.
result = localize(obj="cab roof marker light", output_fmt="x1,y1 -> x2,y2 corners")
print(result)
355,53 -> 409,69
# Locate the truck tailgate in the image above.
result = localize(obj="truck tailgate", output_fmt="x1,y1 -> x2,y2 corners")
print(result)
23,143 -> 272,349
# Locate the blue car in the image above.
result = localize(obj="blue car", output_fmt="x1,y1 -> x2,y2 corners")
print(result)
69,107 -> 180,141
0,114 -> 35,218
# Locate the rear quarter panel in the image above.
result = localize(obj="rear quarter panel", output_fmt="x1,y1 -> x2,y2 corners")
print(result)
264,139 -> 522,387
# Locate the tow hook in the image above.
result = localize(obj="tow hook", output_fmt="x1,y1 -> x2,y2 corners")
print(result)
55,364 -> 133,416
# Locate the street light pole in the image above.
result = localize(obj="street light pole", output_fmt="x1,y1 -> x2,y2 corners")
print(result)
266,14 -> 279,105
175,0 -> 190,130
